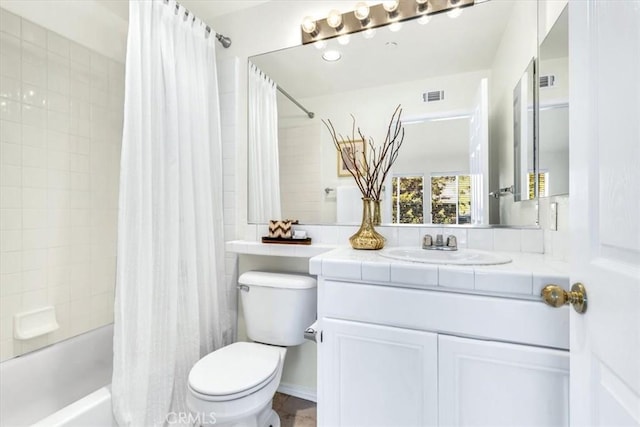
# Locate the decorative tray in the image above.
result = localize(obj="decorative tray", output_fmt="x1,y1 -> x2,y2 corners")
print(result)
261,237 -> 312,245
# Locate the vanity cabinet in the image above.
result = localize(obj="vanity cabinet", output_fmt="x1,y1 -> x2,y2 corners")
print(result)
321,318 -> 438,427
317,279 -> 569,427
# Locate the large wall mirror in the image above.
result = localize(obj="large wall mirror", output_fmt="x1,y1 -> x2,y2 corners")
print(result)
248,0 -> 541,227
538,4 -> 569,198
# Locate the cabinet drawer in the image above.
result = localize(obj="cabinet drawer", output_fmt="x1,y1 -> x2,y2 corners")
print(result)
320,279 -> 569,349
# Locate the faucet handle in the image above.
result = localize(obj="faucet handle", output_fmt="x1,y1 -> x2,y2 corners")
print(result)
422,234 -> 433,248
446,235 -> 457,248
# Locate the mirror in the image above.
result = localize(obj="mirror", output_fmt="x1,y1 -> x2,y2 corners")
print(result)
538,5 -> 569,197
513,58 -> 536,202
249,0 -> 539,226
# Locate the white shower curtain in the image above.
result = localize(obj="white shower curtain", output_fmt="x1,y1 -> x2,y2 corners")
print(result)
248,63 -> 281,222
112,1 -> 232,425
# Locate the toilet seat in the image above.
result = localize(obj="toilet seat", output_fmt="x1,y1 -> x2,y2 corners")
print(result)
188,342 -> 282,402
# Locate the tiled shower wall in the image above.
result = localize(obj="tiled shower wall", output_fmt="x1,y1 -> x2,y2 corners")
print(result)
218,56 -> 240,341
0,9 -> 124,361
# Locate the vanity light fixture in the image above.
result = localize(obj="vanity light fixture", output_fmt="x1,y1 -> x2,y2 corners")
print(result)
354,2 -> 371,26
301,0 -> 475,44
416,0 -> 429,13
382,0 -> 400,17
326,9 -> 344,31
301,16 -> 318,36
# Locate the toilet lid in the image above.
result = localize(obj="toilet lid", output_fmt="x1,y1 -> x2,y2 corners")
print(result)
189,342 -> 281,398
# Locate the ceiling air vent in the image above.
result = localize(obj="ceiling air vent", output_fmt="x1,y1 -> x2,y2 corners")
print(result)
540,75 -> 556,88
423,90 -> 444,103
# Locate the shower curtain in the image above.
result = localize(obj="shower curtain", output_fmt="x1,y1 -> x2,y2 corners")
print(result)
248,63 -> 281,222
112,1 -> 232,425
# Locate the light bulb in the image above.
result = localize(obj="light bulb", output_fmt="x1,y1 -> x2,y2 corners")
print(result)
301,16 -> 316,34
354,2 -> 370,21
382,1 -> 399,12
327,10 -> 343,29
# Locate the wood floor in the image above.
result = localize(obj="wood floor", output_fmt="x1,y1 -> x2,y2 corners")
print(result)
273,392 -> 317,427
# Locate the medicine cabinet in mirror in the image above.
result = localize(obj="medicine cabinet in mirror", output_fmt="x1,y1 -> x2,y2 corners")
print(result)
248,0 -> 542,227
538,4 -> 569,198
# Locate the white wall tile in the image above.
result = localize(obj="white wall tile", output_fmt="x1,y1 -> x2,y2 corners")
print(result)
0,209 -> 21,230
0,18 -> 125,360
397,227 -> 420,246
0,272 -> 21,296
0,186 -> 21,209
1,164 -> 21,187
1,75 -> 22,100
1,229 -> 21,252
22,125 -> 46,148
0,99 -> 21,122
0,120 -> 21,144
1,143 -> 21,166
467,228 -> 494,250
21,20 -> 46,48
521,229 -> 544,253
0,9 -> 21,38
493,229 -> 521,252
47,31 -> 69,58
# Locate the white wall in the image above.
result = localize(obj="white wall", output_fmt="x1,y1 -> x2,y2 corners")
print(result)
0,8 -> 124,361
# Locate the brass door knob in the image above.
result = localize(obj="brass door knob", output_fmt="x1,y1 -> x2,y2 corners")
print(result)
541,283 -> 588,314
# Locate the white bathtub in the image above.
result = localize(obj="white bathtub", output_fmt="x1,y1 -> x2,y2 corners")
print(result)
0,324 -> 116,427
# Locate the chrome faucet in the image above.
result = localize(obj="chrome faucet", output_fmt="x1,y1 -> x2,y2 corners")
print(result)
422,233 -> 458,251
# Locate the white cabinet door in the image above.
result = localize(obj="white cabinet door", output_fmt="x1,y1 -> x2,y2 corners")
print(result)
569,1 -> 640,425
319,318 -> 438,427
439,335 -> 569,426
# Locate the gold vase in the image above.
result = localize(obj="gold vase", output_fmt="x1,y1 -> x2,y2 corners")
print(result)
350,198 -> 386,250
372,199 -> 382,226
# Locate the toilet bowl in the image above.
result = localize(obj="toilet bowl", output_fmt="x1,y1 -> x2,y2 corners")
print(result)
186,272 -> 317,427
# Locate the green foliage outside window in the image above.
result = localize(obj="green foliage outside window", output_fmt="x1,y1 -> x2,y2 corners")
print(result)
431,175 -> 472,224
392,176 -> 424,224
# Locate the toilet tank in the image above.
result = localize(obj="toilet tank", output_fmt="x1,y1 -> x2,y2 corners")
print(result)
238,271 -> 317,346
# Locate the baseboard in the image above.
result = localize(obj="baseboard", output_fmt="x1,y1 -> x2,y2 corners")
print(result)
277,382 -> 317,403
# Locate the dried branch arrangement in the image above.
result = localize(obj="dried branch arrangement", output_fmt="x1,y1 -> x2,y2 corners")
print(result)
323,105 -> 405,200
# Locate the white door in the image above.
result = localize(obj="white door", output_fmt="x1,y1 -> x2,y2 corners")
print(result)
439,335 -> 569,426
469,78 -> 489,224
320,318 -> 438,427
569,1 -> 640,426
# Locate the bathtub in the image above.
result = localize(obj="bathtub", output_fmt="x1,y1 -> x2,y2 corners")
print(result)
0,324 -> 115,427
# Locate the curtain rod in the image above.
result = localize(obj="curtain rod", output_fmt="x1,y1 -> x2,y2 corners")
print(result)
163,0 -> 232,48
277,85 -> 315,119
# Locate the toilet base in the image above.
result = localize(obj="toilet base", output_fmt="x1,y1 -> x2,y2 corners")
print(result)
194,402 -> 279,427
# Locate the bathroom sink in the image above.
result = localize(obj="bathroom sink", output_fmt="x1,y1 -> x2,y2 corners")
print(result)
379,247 -> 512,266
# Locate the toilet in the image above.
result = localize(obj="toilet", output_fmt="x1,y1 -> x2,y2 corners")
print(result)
186,271 -> 317,427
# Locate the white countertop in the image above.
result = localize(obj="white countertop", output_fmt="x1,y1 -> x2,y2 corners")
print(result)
225,240 -> 337,258
309,246 -> 570,300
